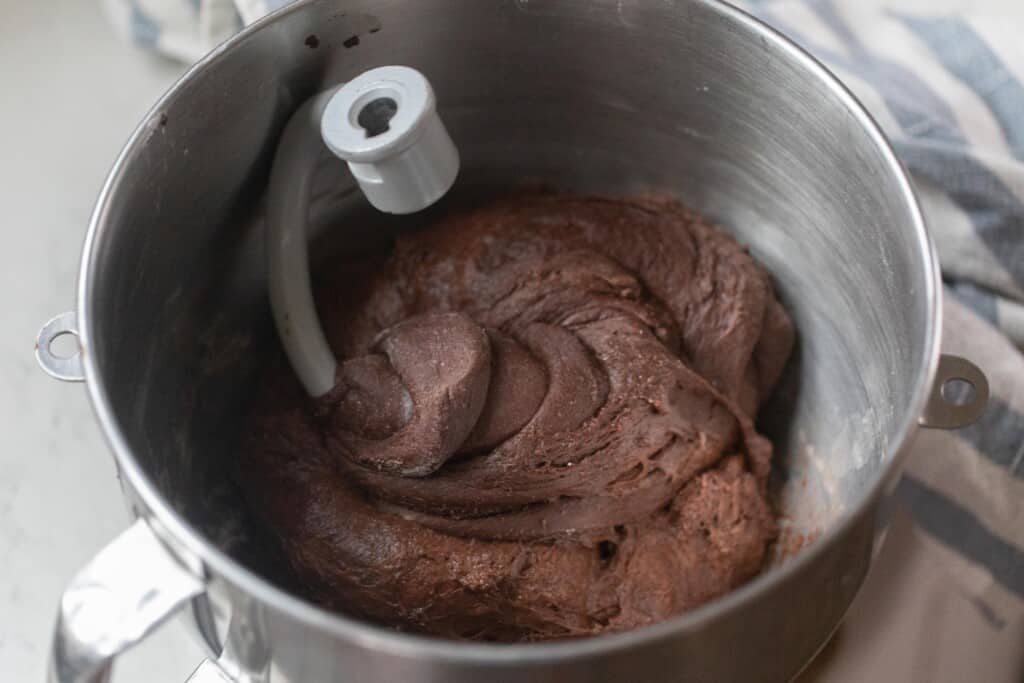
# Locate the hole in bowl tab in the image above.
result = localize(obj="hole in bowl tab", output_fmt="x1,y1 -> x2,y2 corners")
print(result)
48,331 -> 78,360
941,377 -> 976,407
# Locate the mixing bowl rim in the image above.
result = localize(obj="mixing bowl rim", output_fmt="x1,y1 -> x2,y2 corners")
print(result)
75,0 -> 940,664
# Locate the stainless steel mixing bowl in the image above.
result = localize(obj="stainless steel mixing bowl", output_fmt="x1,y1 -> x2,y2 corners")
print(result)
36,0 -> 989,681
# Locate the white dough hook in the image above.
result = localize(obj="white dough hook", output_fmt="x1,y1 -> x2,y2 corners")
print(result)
265,66 -> 460,396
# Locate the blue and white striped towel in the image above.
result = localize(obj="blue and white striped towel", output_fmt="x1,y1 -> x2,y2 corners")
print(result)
100,0 -> 288,62
107,0 -> 1023,658
735,0 -> 1024,631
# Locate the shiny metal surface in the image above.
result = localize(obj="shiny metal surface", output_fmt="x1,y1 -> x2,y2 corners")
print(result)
35,312 -> 85,382
43,0 -> 978,680
187,661 -> 234,683
47,520 -> 205,683
919,354 -> 989,429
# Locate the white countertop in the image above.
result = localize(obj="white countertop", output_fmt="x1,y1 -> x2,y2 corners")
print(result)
2,2 -> 1020,682
0,2 -> 201,680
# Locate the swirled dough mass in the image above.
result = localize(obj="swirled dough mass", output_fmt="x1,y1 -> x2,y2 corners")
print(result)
240,193 -> 794,641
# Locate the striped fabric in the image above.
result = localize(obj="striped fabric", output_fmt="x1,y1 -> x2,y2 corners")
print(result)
100,0 -> 285,62
737,0 -> 1024,632
106,0 -> 1024,640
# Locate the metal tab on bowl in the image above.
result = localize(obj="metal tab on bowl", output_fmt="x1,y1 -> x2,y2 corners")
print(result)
35,311 -> 85,382
919,354 -> 989,429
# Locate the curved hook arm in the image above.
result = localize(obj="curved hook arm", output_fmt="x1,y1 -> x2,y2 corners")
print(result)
265,87 -> 343,397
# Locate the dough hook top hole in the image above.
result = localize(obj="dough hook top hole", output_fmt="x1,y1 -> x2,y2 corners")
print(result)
357,96 -> 399,138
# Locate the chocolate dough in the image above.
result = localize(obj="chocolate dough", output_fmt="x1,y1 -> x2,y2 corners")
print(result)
240,193 -> 794,641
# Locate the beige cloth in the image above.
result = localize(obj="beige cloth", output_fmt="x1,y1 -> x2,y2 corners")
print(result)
800,509 -> 1024,682
798,297 -> 1024,682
